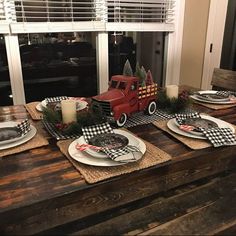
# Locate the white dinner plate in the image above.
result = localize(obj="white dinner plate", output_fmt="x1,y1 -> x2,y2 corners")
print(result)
0,125 -> 37,150
78,129 -> 140,158
36,97 -> 88,112
190,90 -> 236,104
68,130 -> 146,167
0,121 -> 29,145
167,115 -> 235,140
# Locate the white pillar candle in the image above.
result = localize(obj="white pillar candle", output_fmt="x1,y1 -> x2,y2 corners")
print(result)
61,100 -> 77,124
166,85 -> 179,99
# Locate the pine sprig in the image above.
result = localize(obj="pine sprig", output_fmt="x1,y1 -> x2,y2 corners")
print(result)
42,101 -> 107,135
156,90 -> 191,114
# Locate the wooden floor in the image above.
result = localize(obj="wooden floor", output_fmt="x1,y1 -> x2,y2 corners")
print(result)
38,170 -> 236,235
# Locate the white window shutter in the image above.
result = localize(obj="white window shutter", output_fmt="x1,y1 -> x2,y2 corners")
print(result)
106,0 -> 175,31
0,0 -> 10,33
1,0 -> 175,33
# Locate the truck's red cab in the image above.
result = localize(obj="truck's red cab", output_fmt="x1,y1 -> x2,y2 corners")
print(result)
92,75 -> 157,126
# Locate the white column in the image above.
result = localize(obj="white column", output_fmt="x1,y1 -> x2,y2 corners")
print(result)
201,0 -> 228,90
165,0 -> 185,86
96,32 -> 109,93
4,35 -> 26,105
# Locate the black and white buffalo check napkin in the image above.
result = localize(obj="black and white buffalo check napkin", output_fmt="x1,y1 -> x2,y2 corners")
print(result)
103,145 -> 142,163
82,122 -> 142,162
16,119 -> 31,135
82,122 -> 114,143
216,91 -> 236,97
45,96 -> 68,104
175,113 -> 236,147
201,127 -> 236,147
175,112 -> 201,125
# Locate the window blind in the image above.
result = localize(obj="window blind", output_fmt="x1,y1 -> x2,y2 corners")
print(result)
0,0 -> 10,33
2,0 -> 175,33
0,0 -> 5,21
107,0 -> 174,23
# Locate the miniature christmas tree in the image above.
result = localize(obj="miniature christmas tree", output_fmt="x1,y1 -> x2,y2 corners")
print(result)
141,66 -> 147,87
135,62 -> 146,86
146,70 -> 154,85
122,59 -> 133,76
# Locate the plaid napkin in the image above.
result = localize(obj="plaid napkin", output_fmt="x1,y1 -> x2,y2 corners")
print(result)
175,113 -> 236,147
16,119 -> 31,135
82,122 -> 114,143
216,91 -> 236,97
175,112 -> 201,126
45,96 -> 68,104
200,127 -> 236,147
81,122 -> 142,162
103,145 -> 142,162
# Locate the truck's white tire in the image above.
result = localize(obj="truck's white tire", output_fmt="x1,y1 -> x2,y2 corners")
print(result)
116,113 -> 128,127
146,101 -> 157,115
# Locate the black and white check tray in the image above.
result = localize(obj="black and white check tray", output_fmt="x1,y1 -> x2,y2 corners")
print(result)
42,120 -> 81,140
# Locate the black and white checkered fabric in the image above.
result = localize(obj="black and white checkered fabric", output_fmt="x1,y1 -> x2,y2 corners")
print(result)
216,91 -> 236,97
202,127 -> 236,147
175,112 -> 201,125
82,123 -> 143,161
16,119 -> 31,135
124,109 -> 180,128
45,96 -> 68,104
103,145 -> 142,162
82,122 -> 113,143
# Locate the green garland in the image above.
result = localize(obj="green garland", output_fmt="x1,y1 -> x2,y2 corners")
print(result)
156,90 -> 191,114
42,101 -> 107,135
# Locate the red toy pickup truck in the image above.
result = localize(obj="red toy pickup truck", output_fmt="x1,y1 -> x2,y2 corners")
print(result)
92,75 -> 158,127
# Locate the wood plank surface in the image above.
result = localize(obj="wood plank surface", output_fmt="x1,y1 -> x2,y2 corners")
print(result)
0,99 -> 236,235
66,171 -> 236,236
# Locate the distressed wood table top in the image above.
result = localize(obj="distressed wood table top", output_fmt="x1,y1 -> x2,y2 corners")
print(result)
0,97 -> 236,235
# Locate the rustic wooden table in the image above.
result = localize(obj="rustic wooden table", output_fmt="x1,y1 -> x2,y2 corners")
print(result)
0,102 -> 236,235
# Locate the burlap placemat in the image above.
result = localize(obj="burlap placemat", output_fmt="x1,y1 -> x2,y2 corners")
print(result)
25,102 -> 43,120
193,101 -> 236,110
0,133 -> 49,158
153,120 -> 211,150
57,139 -> 172,184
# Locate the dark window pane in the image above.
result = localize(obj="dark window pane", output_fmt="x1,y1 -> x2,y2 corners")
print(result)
111,80 -> 118,88
0,35 -> 12,106
109,32 -> 165,86
19,32 -> 97,102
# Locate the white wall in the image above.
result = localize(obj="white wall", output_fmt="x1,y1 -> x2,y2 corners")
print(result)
179,0 -> 210,88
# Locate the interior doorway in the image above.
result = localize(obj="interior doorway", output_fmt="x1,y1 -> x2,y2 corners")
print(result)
201,0 -> 228,90
220,0 -> 236,71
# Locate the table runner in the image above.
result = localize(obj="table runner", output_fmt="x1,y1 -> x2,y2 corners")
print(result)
193,101 -> 236,110
153,120 -> 212,150
57,138 -> 172,184
25,102 -> 43,120
0,132 -> 49,158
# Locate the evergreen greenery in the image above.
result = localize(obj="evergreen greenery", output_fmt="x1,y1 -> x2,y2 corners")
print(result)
42,101 -> 107,135
156,90 -> 191,114
123,59 -> 133,76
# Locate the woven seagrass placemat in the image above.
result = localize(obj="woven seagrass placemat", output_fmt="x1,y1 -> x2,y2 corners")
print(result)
57,139 -> 172,184
0,132 -> 49,158
25,102 -> 43,120
153,120 -> 211,150
193,101 -> 236,110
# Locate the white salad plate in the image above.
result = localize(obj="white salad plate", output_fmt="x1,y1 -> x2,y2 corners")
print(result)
68,129 -> 146,167
190,90 -> 236,104
0,121 -> 28,145
36,97 -> 88,112
0,124 -> 37,150
167,115 -> 235,140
